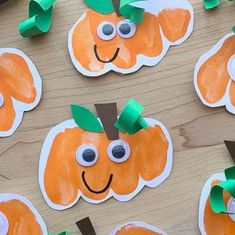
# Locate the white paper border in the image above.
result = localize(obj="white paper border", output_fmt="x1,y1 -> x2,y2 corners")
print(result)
199,173 -> 226,235
68,0 -> 194,77
0,193 -> 47,234
109,221 -> 168,235
194,32 -> 235,115
0,48 -> 42,137
39,118 -> 173,210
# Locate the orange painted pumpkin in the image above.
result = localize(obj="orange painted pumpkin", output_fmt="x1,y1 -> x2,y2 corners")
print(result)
68,0 -> 193,76
199,172 -> 235,235
110,221 -> 167,235
39,103 -> 173,210
0,48 -> 42,137
0,194 -> 47,235
194,33 -> 235,114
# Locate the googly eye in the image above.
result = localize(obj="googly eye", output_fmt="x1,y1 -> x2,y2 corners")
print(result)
117,20 -> 136,39
0,212 -> 9,235
228,55 -> 235,81
76,144 -> 98,167
97,21 -> 116,40
227,197 -> 235,222
0,93 -> 4,108
108,140 -> 131,163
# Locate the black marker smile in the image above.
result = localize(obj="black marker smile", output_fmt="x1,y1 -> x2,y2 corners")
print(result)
94,45 -> 120,63
82,171 -> 113,194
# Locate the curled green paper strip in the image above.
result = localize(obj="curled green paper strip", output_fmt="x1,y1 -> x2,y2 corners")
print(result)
19,0 -> 56,38
203,0 -> 220,9
210,166 -> 235,213
71,104 -> 104,133
48,232 -> 71,235
115,99 -> 148,135
84,0 -> 146,23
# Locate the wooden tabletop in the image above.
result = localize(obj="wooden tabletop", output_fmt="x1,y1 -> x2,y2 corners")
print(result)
0,0 -> 235,234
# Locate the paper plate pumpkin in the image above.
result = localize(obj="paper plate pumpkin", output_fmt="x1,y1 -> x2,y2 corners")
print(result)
110,221 -> 168,235
194,32 -> 235,114
39,99 -> 173,210
0,194 -> 47,235
68,0 -> 194,77
0,48 -> 42,137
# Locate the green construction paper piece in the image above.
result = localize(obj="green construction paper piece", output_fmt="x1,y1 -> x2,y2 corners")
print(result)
210,166 -> 235,214
18,0 -> 56,38
84,0 -> 145,23
84,0 -> 114,14
203,0 -> 221,9
71,104 -> 104,133
119,0 -> 145,23
115,99 -> 148,135
232,25 -> 235,34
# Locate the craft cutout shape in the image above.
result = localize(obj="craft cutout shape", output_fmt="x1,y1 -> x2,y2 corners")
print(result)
0,194 -> 47,235
199,141 -> 235,235
76,217 -> 168,235
39,99 -> 173,210
68,0 -> 194,77
0,48 -> 42,137
194,32 -> 235,115
110,221 -> 168,235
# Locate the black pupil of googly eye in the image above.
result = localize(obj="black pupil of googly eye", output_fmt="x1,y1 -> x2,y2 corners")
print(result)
82,149 -> 96,162
119,23 -> 131,35
112,145 -> 126,159
102,24 -> 114,36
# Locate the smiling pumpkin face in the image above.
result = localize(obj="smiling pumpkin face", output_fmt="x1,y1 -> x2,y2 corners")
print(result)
39,114 -> 172,210
68,0 -> 193,76
0,194 -> 47,235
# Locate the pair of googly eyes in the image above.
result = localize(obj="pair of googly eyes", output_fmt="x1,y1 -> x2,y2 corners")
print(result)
0,212 -> 9,235
97,20 -> 136,41
76,140 -> 131,167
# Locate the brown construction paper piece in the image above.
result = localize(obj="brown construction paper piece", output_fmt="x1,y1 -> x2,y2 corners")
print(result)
224,140 -> 235,162
95,103 -> 119,140
112,0 -> 121,16
76,217 -> 96,235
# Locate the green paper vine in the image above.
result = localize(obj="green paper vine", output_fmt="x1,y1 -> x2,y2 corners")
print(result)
71,104 -> 104,133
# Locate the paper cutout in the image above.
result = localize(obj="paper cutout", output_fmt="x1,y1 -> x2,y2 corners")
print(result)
71,104 -> 104,133
199,171 -> 235,235
95,103 -> 119,140
0,193 -> 47,235
19,0 -> 56,38
194,32 -> 235,114
76,217 -> 96,235
224,140 -> 235,162
203,0 -> 220,9
84,0 -> 145,23
115,99 -> 148,135
110,221 -> 168,235
0,48 -> 42,137
39,100 -> 173,210
68,0 -> 194,77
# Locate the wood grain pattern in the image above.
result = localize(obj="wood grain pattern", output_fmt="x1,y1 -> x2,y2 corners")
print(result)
0,0 -> 235,234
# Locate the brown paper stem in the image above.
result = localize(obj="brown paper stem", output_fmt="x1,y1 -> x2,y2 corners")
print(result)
95,103 -> 119,140
111,0 -> 121,16
224,140 -> 235,162
76,217 -> 96,235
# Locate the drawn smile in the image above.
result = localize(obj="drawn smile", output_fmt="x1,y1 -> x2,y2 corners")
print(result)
82,171 -> 113,194
94,45 -> 120,63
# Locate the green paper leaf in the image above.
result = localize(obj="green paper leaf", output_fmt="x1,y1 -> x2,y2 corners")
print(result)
84,0 -> 114,14
203,0 -> 221,9
71,104 -> 104,133
210,166 -> 235,214
48,232 -> 71,235
115,99 -> 148,135
18,0 -> 56,38
232,25 -> 235,34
